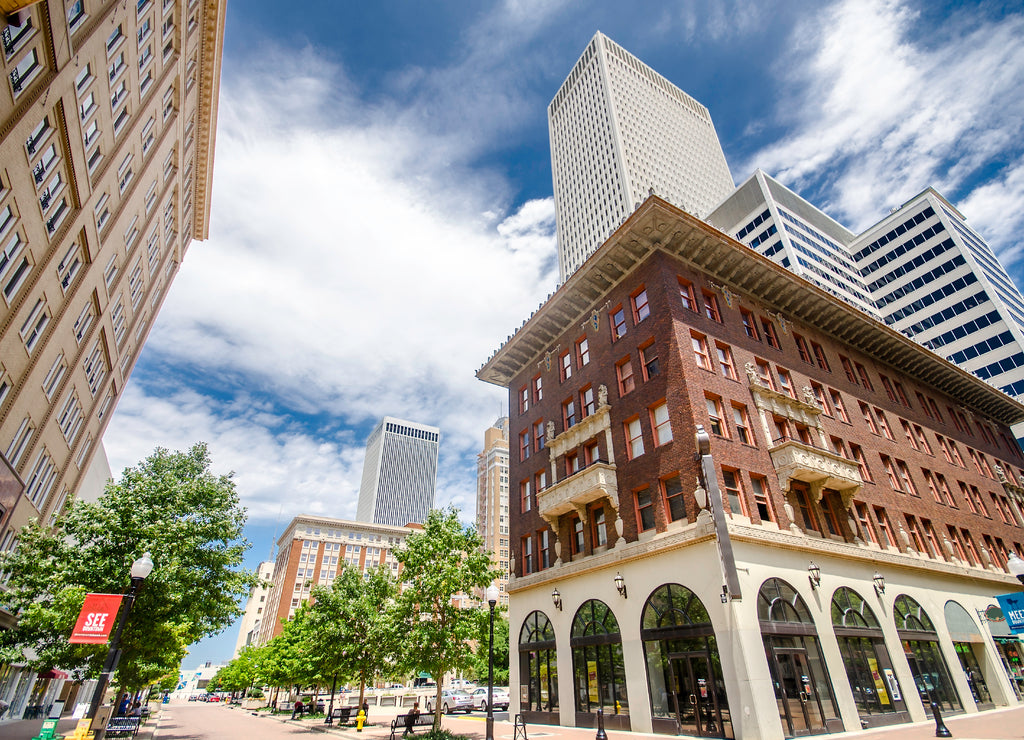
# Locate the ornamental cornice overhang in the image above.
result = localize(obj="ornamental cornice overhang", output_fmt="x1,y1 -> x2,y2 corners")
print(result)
191,0 -> 228,241
478,196 -> 1024,428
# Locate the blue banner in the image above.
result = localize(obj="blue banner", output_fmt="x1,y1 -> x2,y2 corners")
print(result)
996,593 -> 1024,634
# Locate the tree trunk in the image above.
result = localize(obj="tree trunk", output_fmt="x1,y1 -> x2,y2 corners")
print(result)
327,674 -> 337,721
433,683 -> 443,730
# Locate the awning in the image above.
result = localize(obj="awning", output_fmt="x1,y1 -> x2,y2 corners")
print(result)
36,667 -> 69,679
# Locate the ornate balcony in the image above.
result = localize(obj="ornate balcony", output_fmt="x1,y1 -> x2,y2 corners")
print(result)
769,438 -> 862,506
537,461 -> 619,531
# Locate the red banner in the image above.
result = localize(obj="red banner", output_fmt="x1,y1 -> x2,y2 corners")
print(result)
69,593 -> 124,644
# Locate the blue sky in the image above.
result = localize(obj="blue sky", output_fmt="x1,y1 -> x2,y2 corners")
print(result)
100,0 -> 1024,668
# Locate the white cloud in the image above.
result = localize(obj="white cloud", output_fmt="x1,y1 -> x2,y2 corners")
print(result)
106,39 -> 559,525
745,0 -> 1024,258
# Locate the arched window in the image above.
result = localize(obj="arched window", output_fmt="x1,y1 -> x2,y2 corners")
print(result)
944,600 -> 992,708
571,600 -> 628,719
519,611 -> 558,716
758,578 -> 839,737
641,584 -> 731,738
893,595 -> 961,713
830,588 -> 908,724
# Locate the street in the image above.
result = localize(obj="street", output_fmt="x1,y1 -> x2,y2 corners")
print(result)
154,704 -> 320,739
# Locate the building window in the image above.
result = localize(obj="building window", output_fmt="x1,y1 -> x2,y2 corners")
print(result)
777,368 -> 795,398
702,290 -> 721,322
793,484 -> 820,534
691,331 -> 712,371
794,334 -> 813,364
563,398 -> 577,429
855,363 -> 873,391
754,359 -> 774,389
635,487 -> 655,531
854,502 -> 876,544
722,469 -> 744,517
840,356 -> 857,384
875,409 -> 894,440
874,507 -> 894,548
560,351 -> 572,381
830,390 -> 849,422
610,305 -> 627,340
534,421 -> 545,451
706,396 -> 725,437
571,517 -> 584,555
679,278 -> 697,311
811,342 -> 830,372
740,307 -> 759,339
591,505 -> 607,548
521,536 -> 533,574
519,430 -> 530,461
732,404 -> 753,445
616,357 -> 635,395
19,298 -> 49,353
538,530 -> 550,569
532,374 -> 542,403
580,386 -> 595,417
860,403 -> 878,435
576,336 -> 589,366
651,402 -> 672,446
751,475 -> 774,523
518,386 -> 528,414
640,341 -> 659,380
624,417 -> 644,459
761,317 -> 781,349
632,287 -> 650,323
716,342 -> 737,379
663,474 -> 686,522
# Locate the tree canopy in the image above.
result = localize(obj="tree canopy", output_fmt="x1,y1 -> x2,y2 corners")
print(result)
393,508 -> 499,727
0,443 -> 257,690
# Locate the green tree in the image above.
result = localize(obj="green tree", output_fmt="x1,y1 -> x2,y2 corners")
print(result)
0,444 -> 257,691
213,645 -> 262,696
304,565 -> 400,715
393,508 -> 499,728
254,615 -> 316,707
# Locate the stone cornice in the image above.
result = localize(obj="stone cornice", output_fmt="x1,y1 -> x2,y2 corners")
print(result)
191,0 -> 227,240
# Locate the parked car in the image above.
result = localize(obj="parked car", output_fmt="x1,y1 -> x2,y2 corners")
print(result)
470,687 -> 510,712
208,695 -> 221,702
425,690 -> 475,714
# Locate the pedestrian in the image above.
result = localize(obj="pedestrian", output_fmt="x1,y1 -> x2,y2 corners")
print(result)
118,694 -> 130,716
292,698 -> 303,719
362,700 -> 369,721
403,702 -> 420,736
130,701 -> 142,717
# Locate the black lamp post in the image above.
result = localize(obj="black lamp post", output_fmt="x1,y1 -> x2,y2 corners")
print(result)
88,553 -> 154,723
485,583 -> 499,740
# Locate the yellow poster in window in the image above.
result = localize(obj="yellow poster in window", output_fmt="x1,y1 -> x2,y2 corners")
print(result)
868,656 -> 891,705
540,662 -> 549,705
588,660 -> 599,703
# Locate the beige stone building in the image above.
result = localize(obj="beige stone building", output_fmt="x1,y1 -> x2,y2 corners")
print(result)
476,416 -> 510,606
0,0 -> 227,615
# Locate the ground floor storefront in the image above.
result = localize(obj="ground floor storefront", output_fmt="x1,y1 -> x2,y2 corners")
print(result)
509,527 -> 1022,740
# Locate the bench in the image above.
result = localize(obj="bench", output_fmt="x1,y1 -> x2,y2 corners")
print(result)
105,716 -> 142,738
389,712 -> 433,740
330,706 -> 354,723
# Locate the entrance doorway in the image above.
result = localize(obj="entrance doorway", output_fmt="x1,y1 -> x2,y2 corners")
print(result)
767,647 -> 831,737
669,652 -> 725,737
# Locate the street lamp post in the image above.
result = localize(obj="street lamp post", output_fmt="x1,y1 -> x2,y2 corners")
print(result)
88,553 -> 154,724
1008,552 -> 1024,585
485,583 -> 499,740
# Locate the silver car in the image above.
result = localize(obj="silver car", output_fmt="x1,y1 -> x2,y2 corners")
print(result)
470,687 -> 510,712
426,690 -> 475,714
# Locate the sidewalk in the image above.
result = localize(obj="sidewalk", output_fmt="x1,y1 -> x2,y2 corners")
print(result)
226,701 -> 1024,740
0,709 -> 161,740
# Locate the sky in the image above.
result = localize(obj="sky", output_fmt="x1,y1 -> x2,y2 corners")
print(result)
99,0 -> 1024,668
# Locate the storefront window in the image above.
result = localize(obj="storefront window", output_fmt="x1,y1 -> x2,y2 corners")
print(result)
831,587 -> 907,725
571,599 -> 628,716
758,578 -> 840,737
519,611 -> 558,715
893,595 -> 962,713
642,583 -> 731,738
944,601 -> 992,708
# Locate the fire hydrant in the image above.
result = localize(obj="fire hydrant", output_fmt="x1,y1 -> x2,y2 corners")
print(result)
356,708 -> 366,732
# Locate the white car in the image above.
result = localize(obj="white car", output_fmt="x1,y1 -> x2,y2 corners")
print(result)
426,690 -> 475,714
470,687 -> 509,712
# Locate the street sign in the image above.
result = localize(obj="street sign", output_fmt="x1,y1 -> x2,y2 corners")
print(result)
995,593 -> 1024,635
69,593 -> 124,644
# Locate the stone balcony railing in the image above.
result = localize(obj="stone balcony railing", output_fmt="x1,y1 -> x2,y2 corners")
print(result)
537,461 -> 619,530
768,438 -> 862,506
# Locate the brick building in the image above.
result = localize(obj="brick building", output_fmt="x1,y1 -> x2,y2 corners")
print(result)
256,515 -> 410,645
478,196 -> 1024,739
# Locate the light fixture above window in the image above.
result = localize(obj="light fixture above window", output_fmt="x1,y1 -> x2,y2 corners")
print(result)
614,572 -> 627,599
807,562 -> 821,590
551,588 -> 562,611
873,572 -> 885,596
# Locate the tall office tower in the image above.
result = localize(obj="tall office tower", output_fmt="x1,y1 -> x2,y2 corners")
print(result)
710,173 -> 1024,415
852,188 -> 1024,404
0,2 -> 226,561
232,560 -> 274,658
548,31 -> 735,282
708,170 -> 877,316
476,417 -> 509,606
258,514 -> 410,644
356,416 -> 440,526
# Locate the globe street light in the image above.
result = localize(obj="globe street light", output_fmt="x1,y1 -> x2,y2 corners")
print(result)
89,553 -> 154,724
485,583 -> 500,740
1008,552 -> 1024,585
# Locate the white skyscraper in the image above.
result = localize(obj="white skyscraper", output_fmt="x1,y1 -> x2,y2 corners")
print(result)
356,416 -> 440,527
548,31 -> 735,281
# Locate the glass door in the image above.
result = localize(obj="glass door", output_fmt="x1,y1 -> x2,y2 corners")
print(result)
669,653 -> 726,737
771,648 -> 829,737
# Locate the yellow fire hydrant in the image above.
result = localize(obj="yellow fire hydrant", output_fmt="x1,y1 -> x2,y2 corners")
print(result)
356,708 -> 366,732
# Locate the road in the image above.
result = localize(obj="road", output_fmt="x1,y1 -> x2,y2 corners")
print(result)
155,704 -> 319,739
